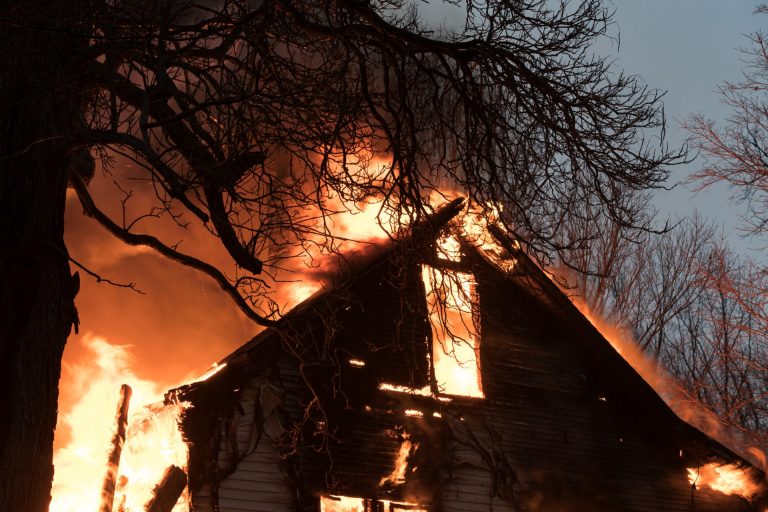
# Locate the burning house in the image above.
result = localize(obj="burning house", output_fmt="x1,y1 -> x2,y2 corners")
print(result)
170,198 -> 768,512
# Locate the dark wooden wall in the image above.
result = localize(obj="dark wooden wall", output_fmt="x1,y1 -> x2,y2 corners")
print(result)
188,244 -> 761,512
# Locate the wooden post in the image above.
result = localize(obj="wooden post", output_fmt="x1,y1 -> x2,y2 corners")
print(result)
100,384 -> 132,512
144,465 -> 187,512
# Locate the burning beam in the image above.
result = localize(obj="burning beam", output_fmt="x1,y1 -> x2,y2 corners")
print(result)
144,465 -> 187,512
99,384 -> 132,512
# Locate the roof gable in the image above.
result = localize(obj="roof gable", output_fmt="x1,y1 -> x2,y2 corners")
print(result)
175,198 -> 767,505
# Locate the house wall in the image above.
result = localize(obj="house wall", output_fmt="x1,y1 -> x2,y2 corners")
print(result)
189,248 -> 760,512
460,256 -> 753,512
191,380 -> 294,512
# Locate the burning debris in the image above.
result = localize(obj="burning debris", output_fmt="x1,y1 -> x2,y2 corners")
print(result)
100,384 -> 132,512
51,337 -> 190,512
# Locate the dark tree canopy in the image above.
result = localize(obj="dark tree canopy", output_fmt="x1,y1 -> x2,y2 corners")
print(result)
70,0 -> 683,324
0,0 -> 685,510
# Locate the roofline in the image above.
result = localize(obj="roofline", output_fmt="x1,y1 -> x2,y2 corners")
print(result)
485,224 -> 765,476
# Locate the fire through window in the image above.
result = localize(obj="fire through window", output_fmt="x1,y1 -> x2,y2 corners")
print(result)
421,265 -> 483,398
320,495 -> 428,512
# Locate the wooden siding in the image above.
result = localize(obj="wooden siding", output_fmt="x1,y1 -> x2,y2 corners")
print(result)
191,382 -> 294,512
441,464 -> 515,512
462,255 -> 754,512
182,236 -> 765,512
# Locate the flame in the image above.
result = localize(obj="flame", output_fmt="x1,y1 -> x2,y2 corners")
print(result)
280,194 -> 397,309
380,434 -> 417,486
458,203 -> 517,272
320,495 -> 428,512
378,383 -> 432,396
688,463 -> 764,498
377,382 -> 452,402
50,336 -> 189,512
320,495 -> 366,512
421,266 -> 483,398
195,362 -> 227,382
437,234 -> 463,262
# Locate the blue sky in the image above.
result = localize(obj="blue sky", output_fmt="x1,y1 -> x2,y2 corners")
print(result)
608,1 -> 765,254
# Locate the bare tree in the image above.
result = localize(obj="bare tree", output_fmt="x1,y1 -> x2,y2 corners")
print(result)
0,1 -> 685,509
684,252 -> 768,447
680,6 -> 768,448
686,7 -> 768,238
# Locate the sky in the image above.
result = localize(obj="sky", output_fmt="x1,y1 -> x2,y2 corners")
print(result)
55,1 -> 768,447
608,0 -> 766,254
421,1 -> 767,254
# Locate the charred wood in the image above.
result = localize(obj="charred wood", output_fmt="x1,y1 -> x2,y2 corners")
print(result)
100,384 -> 132,512
144,465 -> 187,512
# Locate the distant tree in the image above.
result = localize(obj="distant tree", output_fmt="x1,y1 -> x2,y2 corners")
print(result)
0,1 -> 684,509
686,6 -> 768,237
682,6 -> 768,448
673,250 -> 768,447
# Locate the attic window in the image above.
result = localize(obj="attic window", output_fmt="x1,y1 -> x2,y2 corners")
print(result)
421,265 -> 483,398
320,495 -> 428,511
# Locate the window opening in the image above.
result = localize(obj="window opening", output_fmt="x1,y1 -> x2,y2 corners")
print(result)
421,265 -> 483,398
320,496 -> 428,512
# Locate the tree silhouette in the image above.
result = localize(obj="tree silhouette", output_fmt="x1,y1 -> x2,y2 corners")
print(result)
0,1 -> 684,509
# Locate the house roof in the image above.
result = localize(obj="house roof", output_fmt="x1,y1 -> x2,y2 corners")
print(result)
174,197 -> 766,494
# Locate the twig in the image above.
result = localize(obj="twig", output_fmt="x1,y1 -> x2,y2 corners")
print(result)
68,256 -> 145,294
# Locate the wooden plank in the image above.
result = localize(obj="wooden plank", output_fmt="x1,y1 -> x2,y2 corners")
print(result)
100,384 -> 132,512
145,465 -> 187,512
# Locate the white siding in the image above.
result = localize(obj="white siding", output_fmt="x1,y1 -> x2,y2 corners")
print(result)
192,382 -> 294,512
442,463 -> 516,512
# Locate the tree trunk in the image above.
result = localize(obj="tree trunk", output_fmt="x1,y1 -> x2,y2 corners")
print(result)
0,1 -> 88,510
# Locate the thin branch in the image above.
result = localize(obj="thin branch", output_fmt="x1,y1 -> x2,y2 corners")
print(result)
68,256 -> 146,294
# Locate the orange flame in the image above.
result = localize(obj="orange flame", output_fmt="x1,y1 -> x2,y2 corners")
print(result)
320,495 -> 428,512
422,266 -> 483,398
50,336 -> 189,512
380,435 -> 416,486
320,495 -> 366,512
688,463 -> 764,498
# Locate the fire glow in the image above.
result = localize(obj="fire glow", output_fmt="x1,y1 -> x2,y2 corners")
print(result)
688,463 -> 764,498
320,495 -> 428,512
380,435 -> 416,486
421,266 -> 484,398
50,336 -> 190,512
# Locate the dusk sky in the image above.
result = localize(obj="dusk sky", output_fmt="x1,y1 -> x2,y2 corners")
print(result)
609,0 -> 765,254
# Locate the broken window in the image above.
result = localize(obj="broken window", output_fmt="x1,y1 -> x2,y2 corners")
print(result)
320,495 -> 428,512
421,265 -> 483,398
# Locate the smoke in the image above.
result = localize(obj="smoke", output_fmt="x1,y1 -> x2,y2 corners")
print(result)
59,167 -> 259,449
